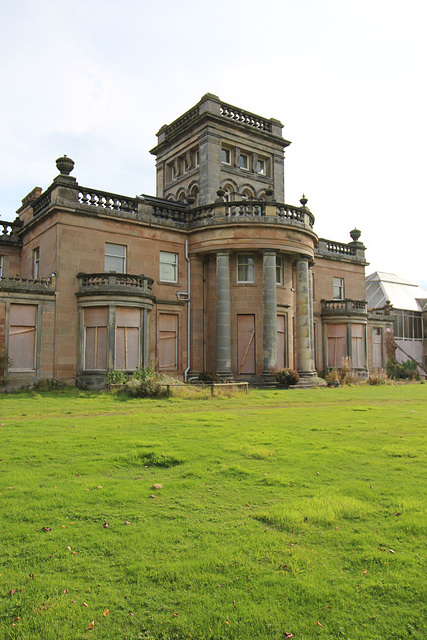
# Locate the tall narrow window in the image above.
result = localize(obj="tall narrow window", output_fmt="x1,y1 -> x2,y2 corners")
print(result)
239,153 -> 249,170
256,159 -> 266,174
33,247 -> 40,279
84,307 -> 108,370
237,255 -> 255,283
221,148 -> 231,164
9,304 -> 37,370
105,243 -> 126,273
0,255 -> 3,278
333,277 -> 344,300
159,251 -> 178,283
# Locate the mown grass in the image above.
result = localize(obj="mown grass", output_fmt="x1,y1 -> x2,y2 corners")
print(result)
0,385 -> 426,639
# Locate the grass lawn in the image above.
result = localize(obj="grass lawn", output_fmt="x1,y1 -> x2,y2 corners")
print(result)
0,385 -> 426,640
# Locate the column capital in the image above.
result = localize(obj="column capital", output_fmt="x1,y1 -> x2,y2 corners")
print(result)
261,248 -> 279,257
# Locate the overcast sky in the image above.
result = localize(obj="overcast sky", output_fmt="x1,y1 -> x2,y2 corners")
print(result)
1,0 -> 426,287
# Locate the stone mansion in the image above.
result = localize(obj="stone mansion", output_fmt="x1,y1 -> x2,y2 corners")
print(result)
0,93 -> 392,388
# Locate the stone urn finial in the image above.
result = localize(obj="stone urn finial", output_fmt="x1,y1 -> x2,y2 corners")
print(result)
216,187 -> 225,201
265,186 -> 274,198
300,193 -> 308,207
350,228 -> 361,242
56,155 -> 75,176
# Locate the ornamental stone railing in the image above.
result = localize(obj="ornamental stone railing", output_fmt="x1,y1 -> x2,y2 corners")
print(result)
189,200 -> 314,230
151,204 -> 188,224
321,299 -> 367,316
162,105 -> 200,140
219,103 -> 272,133
316,236 -> 366,263
30,180 -> 315,232
78,188 -> 138,214
0,275 -> 55,293
77,272 -> 154,295
226,201 -> 264,217
0,219 -> 23,243
276,204 -> 314,227
32,186 -> 55,216
318,239 -> 356,256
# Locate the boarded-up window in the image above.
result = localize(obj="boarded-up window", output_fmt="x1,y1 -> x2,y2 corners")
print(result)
115,308 -> 139,370
237,314 -> 255,374
84,307 -> 108,370
372,327 -> 383,369
158,314 -> 177,369
9,304 -> 37,370
352,324 -> 365,368
327,324 -> 347,368
277,315 -> 287,369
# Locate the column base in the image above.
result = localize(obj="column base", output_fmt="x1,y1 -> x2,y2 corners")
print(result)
295,370 -> 327,388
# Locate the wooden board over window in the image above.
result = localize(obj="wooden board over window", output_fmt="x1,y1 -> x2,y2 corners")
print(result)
116,307 -> 140,370
158,313 -> 178,369
237,314 -> 255,374
352,324 -> 365,368
327,323 -> 346,368
84,307 -> 108,370
9,304 -> 37,370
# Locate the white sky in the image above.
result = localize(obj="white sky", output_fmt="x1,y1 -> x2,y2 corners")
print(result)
1,0 -> 426,287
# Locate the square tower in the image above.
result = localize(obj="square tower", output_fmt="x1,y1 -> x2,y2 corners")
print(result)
150,94 -> 290,206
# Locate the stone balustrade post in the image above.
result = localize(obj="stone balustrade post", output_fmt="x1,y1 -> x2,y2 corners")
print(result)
262,249 -> 278,374
215,251 -> 232,377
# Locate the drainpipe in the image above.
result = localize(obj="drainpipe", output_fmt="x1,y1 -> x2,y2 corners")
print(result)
176,240 -> 191,382
184,241 -> 191,382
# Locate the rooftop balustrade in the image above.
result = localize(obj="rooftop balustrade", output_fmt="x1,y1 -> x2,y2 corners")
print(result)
30,182 -> 316,232
316,235 -> 366,264
219,103 -> 272,132
0,219 -> 23,243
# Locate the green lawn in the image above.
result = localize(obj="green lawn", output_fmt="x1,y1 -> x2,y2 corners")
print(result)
0,385 -> 426,640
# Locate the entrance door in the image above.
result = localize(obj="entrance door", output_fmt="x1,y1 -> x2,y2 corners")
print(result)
277,314 -> 287,369
237,314 -> 255,374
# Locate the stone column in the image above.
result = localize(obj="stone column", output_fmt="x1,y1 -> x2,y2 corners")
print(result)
216,251 -> 232,377
308,263 -> 315,364
295,255 -> 326,386
262,249 -> 278,374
